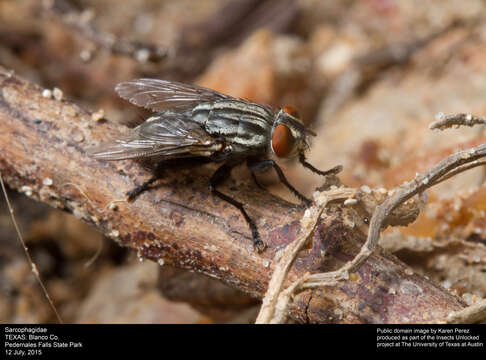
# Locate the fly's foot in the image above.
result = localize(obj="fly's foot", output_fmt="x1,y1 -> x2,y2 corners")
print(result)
298,154 -> 343,177
324,164 -> 343,176
254,238 -> 267,253
299,197 -> 313,209
309,164 -> 343,177
248,215 -> 266,252
126,175 -> 159,201
126,186 -> 144,202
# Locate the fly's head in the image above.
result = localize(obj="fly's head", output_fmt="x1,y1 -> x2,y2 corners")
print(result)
270,106 -> 315,159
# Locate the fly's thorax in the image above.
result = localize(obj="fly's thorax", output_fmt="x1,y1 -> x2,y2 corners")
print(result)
192,100 -> 273,152
270,107 -> 312,158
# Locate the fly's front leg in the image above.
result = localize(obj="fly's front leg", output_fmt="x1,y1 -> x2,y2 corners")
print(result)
209,163 -> 266,252
247,158 -> 312,207
298,153 -> 343,177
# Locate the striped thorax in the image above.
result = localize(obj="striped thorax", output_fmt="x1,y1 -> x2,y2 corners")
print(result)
191,100 -> 273,154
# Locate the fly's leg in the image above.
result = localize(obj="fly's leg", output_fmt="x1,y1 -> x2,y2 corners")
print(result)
127,157 -> 211,201
247,159 -> 312,207
126,174 -> 161,201
251,172 -> 266,191
209,163 -> 266,252
126,161 -> 167,201
298,153 -> 343,177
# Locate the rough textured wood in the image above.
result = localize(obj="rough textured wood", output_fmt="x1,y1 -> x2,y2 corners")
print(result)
0,67 -> 467,323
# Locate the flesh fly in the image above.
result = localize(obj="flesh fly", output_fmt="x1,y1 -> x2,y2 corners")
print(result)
89,79 -> 342,251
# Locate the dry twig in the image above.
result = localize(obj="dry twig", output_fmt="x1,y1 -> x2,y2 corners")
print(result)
43,0 -> 299,78
444,298 -> 486,324
0,172 -> 63,323
302,143 -> 486,288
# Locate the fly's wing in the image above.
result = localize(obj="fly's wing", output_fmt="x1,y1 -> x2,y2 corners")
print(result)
115,78 -> 231,112
88,113 -> 222,161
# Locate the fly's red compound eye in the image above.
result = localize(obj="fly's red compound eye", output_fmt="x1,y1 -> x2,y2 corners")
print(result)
272,124 -> 294,157
282,106 -> 300,119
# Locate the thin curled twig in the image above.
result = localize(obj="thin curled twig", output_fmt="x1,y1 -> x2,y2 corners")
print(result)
255,188 -> 355,324
0,172 -> 63,323
429,113 -> 486,130
297,113 -> 486,323
444,298 -> 486,324
303,132 -> 486,288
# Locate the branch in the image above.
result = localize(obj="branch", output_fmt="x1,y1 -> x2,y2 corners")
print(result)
0,66 -> 467,323
429,112 -> 486,130
43,0 -> 299,76
302,139 -> 486,288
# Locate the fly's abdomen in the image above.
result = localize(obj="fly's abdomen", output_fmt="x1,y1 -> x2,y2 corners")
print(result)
192,100 -> 273,152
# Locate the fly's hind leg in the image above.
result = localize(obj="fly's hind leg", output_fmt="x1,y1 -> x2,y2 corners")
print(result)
127,157 -> 212,201
209,163 -> 266,252
126,174 -> 161,201
126,163 -> 165,201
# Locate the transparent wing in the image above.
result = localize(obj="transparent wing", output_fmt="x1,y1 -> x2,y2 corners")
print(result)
88,113 -> 222,161
115,78 -> 231,112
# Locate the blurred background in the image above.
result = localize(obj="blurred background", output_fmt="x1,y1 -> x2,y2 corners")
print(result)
0,0 -> 485,323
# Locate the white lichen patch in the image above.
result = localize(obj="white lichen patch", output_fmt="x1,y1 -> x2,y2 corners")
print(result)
108,230 -> 119,238
344,198 -> 358,206
360,185 -> 372,194
462,293 -> 478,306
404,268 -> 414,276
273,248 -> 285,262
91,109 -> 105,122
53,87 -> 64,101
300,207 -> 316,228
20,185 -> 33,196
203,244 -> 218,252
399,280 -> 423,296
42,177 -> 53,186
42,89 -> 52,99
135,48 -> 150,63
72,208 -> 84,220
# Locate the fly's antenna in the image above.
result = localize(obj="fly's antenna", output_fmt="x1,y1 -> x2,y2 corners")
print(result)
0,172 -> 63,323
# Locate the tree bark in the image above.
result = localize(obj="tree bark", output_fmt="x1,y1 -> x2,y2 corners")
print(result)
0,66 -> 466,323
